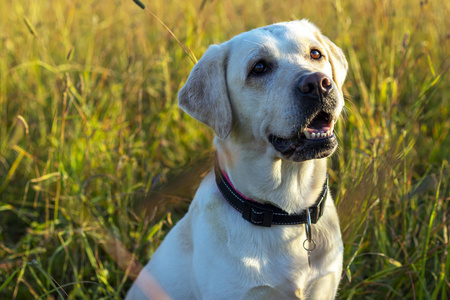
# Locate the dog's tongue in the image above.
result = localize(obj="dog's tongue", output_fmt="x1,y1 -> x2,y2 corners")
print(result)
303,113 -> 334,139
306,117 -> 331,132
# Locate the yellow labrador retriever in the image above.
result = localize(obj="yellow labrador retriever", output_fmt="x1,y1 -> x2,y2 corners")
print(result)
127,20 -> 348,300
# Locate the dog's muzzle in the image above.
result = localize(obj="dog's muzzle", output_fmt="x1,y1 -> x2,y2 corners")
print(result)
269,72 -> 341,162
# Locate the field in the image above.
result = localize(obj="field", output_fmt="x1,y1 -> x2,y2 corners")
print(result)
0,0 -> 449,299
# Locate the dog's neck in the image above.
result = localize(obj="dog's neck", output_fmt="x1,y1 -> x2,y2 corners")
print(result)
215,138 -> 328,214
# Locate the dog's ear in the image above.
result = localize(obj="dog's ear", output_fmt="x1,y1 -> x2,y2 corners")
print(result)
319,35 -> 348,94
178,44 -> 232,140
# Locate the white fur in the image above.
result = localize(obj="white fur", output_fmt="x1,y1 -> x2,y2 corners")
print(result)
127,20 -> 347,300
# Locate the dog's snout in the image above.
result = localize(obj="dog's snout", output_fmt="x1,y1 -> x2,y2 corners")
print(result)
298,72 -> 332,96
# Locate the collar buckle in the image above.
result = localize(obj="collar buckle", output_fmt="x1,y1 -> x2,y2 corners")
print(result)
242,202 -> 274,227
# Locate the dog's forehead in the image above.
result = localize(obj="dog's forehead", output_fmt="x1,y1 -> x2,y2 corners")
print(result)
229,21 -> 321,57
258,21 -> 319,45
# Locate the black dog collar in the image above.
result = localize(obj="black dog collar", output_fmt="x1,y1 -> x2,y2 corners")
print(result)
214,157 -> 328,227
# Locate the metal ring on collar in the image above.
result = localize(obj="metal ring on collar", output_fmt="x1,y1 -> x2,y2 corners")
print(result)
303,239 -> 316,252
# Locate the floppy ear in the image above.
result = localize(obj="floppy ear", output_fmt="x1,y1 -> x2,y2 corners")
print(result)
320,35 -> 348,94
178,44 -> 232,140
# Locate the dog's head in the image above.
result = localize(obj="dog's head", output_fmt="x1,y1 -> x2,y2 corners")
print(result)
179,20 -> 348,162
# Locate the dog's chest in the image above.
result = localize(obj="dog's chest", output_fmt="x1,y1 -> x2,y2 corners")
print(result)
192,176 -> 342,299
221,227 -> 313,298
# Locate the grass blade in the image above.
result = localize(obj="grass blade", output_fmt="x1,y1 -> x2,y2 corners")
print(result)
0,269 -> 20,293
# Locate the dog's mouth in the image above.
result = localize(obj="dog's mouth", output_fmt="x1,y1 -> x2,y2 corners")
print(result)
269,112 -> 338,161
302,111 -> 335,140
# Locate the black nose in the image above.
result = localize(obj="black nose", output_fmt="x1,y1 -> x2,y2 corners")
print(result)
298,72 -> 333,96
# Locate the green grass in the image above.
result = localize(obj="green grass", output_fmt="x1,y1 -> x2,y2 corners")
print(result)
0,0 -> 448,299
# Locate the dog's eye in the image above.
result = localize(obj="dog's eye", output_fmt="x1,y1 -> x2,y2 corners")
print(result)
310,49 -> 322,60
251,61 -> 268,75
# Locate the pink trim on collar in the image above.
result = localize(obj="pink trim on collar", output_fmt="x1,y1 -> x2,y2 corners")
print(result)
220,170 -> 259,203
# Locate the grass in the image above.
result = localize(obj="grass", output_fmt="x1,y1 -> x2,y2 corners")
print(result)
0,0 -> 448,299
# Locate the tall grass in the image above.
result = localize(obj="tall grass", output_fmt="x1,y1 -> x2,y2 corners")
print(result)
0,0 -> 448,299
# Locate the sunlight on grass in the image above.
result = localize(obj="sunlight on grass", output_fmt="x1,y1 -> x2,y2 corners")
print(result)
0,0 -> 448,299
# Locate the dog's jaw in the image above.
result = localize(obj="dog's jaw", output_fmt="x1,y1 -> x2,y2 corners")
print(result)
268,111 -> 339,162
270,134 -> 338,162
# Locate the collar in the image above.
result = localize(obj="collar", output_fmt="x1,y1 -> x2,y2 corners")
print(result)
214,156 -> 328,227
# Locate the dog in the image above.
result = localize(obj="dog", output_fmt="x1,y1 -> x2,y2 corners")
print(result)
126,20 -> 348,300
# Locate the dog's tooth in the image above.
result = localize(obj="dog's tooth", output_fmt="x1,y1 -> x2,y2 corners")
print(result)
321,133 -> 326,138
311,133 -> 316,138
326,130 -> 330,136
303,129 -> 311,139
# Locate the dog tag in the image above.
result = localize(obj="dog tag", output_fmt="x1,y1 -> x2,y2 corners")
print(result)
303,209 -> 316,268
307,248 -> 312,268
303,236 -> 316,268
